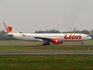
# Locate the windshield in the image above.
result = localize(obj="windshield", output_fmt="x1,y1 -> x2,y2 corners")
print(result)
87,35 -> 90,37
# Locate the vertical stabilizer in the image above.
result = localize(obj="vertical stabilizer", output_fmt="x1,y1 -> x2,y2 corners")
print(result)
3,22 -> 19,34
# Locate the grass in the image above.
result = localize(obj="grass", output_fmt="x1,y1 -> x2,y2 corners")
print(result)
0,40 -> 93,70
0,45 -> 93,51
0,55 -> 93,70
0,40 -> 93,46
0,40 -> 93,51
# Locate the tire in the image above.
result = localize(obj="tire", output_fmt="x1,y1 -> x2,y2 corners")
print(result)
43,43 -> 50,45
81,42 -> 83,45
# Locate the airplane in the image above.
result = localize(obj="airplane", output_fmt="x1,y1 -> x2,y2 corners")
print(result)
3,22 -> 92,45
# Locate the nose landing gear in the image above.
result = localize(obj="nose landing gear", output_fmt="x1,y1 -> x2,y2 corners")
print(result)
81,42 -> 83,45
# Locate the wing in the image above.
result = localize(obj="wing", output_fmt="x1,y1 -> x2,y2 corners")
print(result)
34,36 -> 59,42
22,34 -> 59,42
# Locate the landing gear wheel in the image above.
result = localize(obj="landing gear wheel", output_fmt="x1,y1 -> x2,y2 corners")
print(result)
47,43 -> 50,45
43,43 -> 46,45
81,42 -> 83,45
43,43 -> 50,45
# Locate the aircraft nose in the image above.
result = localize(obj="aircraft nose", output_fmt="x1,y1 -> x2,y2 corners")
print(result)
90,37 -> 92,40
89,36 -> 92,40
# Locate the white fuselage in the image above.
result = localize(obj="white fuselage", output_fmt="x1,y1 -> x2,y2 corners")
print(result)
10,33 -> 92,42
3,22 -> 92,45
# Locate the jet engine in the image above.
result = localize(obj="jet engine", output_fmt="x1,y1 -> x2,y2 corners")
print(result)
52,38 -> 63,44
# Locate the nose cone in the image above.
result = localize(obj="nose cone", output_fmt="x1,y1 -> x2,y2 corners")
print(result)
89,36 -> 92,40
90,37 -> 92,40
85,35 -> 92,40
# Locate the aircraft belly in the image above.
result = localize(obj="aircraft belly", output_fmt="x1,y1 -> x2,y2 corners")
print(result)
64,39 -> 85,42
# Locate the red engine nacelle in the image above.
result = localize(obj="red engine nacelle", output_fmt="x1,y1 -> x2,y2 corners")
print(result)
52,38 -> 63,44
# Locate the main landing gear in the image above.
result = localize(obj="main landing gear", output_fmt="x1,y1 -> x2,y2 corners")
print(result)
43,43 -> 50,45
81,42 -> 83,45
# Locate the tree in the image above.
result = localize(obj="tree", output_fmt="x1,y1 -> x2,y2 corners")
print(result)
63,30 -> 82,33
90,29 -> 93,34
81,30 -> 90,34
0,30 -> 17,40
2,30 -> 6,34
35,29 -> 61,33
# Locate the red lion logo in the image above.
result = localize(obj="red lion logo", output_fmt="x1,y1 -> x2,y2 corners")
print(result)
6,26 -> 12,33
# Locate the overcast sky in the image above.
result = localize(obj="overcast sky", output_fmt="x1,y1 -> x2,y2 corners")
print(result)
0,0 -> 93,33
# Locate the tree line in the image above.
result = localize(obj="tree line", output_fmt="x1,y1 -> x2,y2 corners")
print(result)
35,29 -> 93,39
0,29 -> 93,40
0,30 -> 16,40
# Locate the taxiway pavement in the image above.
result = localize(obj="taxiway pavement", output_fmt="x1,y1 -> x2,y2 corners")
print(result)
0,51 -> 93,55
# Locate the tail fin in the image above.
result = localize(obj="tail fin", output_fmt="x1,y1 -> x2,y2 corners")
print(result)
3,22 -> 19,34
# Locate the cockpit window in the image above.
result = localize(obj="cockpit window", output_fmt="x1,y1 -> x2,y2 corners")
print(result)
87,35 -> 90,37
